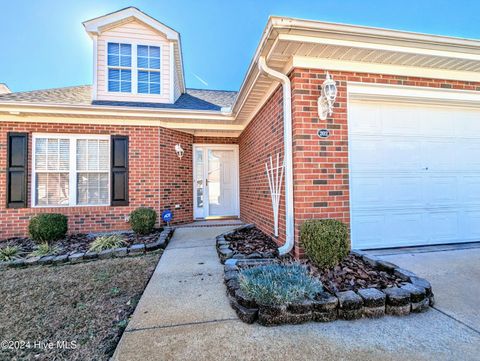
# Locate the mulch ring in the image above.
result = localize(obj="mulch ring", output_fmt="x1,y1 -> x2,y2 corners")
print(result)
0,229 -> 164,258
304,255 -> 404,293
225,227 -> 279,256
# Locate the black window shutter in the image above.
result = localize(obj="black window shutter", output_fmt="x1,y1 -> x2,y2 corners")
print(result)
6,132 -> 28,208
111,135 -> 129,206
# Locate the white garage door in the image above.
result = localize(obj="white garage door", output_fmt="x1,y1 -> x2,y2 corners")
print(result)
349,100 -> 480,249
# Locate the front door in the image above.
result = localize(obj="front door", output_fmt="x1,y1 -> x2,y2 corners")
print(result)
193,145 -> 239,219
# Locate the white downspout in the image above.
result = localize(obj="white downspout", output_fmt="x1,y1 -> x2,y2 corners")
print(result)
258,57 -> 294,256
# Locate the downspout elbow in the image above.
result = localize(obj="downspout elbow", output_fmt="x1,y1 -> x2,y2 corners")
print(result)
258,57 -> 294,256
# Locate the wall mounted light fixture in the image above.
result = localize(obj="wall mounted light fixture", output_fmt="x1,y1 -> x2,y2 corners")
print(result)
175,143 -> 184,159
318,72 -> 338,120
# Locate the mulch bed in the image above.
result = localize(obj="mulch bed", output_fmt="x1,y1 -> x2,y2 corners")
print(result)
305,255 -> 403,293
0,253 -> 160,361
0,229 -> 164,257
225,227 -> 279,256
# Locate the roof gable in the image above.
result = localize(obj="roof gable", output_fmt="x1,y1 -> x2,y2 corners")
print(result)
83,7 -> 179,40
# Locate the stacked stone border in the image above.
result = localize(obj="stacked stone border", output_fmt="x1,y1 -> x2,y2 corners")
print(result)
0,227 -> 175,270
216,224 -> 278,262
216,228 -> 434,326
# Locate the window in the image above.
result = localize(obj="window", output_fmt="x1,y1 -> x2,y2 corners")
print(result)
107,43 -> 132,92
33,135 -> 110,207
137,45 -> 161,94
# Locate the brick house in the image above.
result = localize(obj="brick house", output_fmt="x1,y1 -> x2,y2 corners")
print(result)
2,7 -> 480,257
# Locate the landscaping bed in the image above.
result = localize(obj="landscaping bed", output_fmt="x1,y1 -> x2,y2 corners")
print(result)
0,227 -> 173,269
216,224 -> 279,262
216,226 -> 434,326
0,253 -> 160,361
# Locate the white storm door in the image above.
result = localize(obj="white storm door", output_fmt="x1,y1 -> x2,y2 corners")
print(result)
193,145 -> 239,218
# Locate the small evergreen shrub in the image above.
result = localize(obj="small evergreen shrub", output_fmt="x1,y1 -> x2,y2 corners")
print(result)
28,214 -> 68,243
129,207 -> 157,235
89,235 -> 126,253
0,245 -> 22,261
300,219 -> 350,268
239,263 -> 323,306
29,243 -> 60,257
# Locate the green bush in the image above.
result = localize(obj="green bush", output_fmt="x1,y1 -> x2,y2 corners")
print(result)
28,214 -> 68,243
300,219 -> 350,268
89,234 -> 126,253
239,263 -> 323,306
129,207 -> 157,235
0,245 -> 23,261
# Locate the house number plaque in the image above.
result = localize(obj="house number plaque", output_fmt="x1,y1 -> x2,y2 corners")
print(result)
317,129 -> 330,138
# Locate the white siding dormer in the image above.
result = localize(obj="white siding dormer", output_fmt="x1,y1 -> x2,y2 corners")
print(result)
84,8 -> 185,104
96,20 -> 171,103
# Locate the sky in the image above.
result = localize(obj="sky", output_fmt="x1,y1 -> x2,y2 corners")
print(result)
0,0 -> 479,93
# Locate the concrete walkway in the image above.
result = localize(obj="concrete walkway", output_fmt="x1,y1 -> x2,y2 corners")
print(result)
114,228 -> 480,361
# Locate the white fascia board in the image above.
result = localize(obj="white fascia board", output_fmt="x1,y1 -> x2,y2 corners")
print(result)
348,82 -> 480,108
293,56 -> 480,83
0,102 -> 234,121
83,7 -> 179,40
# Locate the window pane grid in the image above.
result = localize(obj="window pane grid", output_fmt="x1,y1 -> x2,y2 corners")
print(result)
34,136 -> 110,207
108,42 -> 132,93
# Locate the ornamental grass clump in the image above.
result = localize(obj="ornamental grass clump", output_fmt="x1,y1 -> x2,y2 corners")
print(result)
0,245 -> 23,262
89,234 -> 126,253
239,263 -> 323,306
29,243 -> 60,257
300,219 -> 350,268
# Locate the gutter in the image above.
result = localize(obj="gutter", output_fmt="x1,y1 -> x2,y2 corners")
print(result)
257,57 -> 294,256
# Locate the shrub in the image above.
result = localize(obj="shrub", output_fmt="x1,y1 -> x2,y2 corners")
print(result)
28,214 -> 68,243
29,243 -> 60,257
129,207 -> 157,235
89,234 -> 126,253
300,219 -> 350,268
0,245 -> 22,261
239,263 -> 323,306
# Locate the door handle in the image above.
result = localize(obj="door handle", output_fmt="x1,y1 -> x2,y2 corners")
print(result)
205,179 -> 209,186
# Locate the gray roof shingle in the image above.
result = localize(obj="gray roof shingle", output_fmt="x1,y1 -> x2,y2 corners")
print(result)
0,85 -> 237,111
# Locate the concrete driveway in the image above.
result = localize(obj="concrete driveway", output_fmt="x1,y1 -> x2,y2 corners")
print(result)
114,228 -> 480,361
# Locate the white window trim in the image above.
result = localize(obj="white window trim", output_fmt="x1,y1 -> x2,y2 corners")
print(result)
104,38 -> 162,96
31,133 -> 111,208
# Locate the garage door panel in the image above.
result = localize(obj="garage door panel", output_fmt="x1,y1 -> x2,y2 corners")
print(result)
460,210 -> 480,239
460,176 -> 480,204
385,212 -> 426,245
349,100 -> 480,249
423,140 -> 457,171
386,175 -> 424,207
427,211 -> 459,241
427,176 -> 458,206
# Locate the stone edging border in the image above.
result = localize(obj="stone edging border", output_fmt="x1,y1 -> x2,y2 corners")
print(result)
0,227 -> 175,270
216,224 -> 278,263
216,228 -> 434,326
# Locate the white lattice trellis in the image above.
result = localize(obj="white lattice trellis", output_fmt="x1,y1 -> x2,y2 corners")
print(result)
265,153 -> 284,237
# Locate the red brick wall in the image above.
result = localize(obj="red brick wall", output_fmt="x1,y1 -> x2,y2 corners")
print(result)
193,136 -> 238,144
238,86 -> 286,245
0,121 -> 193,239
290,68 -> 480,257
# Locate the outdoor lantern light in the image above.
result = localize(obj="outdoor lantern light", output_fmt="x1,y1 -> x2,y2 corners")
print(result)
318,72 -> 338,120
175,143 -> 184,159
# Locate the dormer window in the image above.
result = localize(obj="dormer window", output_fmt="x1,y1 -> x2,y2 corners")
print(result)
137,45 -> 161,94
107,43 -> 132,92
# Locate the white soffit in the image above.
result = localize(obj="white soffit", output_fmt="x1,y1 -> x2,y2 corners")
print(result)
233,17 -> 480,126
